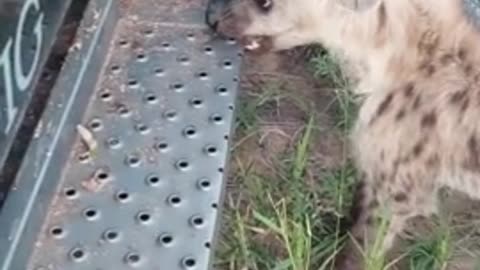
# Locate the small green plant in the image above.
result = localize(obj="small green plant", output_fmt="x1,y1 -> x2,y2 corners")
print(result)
310,47 -> 358,131
236,84 -> 282,133
249,116 -> 317,269
320,162 -> 357,216
216,197 -> 256,270
217,114 -> 361,270
310,49 -> 348,89
253,198 -> 313,270
407,221 -> 452,270
364,209 -> 393,270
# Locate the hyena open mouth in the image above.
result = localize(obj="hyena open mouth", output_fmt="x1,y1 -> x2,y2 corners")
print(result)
205,0 -> 297,52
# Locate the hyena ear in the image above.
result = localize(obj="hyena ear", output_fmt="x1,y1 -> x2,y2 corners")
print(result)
254,0 -> 273,12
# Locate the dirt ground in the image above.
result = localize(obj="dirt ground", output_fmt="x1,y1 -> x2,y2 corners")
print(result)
215,47 -> 480,269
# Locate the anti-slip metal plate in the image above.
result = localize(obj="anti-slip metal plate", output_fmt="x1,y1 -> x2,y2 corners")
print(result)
465,0 -> 480,27
26,1 -> 241,270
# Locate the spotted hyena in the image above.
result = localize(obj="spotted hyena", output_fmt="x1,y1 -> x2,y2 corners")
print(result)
207,0 -> 480,268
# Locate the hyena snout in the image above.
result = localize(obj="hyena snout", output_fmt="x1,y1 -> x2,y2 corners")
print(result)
205,0 -> 274,52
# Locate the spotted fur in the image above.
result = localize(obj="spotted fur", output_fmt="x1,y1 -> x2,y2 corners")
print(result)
213,0 -> 480,269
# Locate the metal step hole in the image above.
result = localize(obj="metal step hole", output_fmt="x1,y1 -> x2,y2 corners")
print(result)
197,178 -> 211,191
211,203 -> 219,209
161,42 -> 171,50
204,46 -> 214,55
69,248 -> 87,262
117,105 -> 132,118
64,188 -> 79,199
177,54 -> 190,65
205,242 -> 211,249
83,208 -> 100,221
176,160 -> 191,171
135,123 -> 150,134
155,141 -> 169,152
204,145 -> 218,156
115,191 -> 131,203
118,39 -> 129,48
110,64 -> 121,74
167,194 -> 182,207
223,59 -> 233,69
186,32 -> 195,41
171,82 -> 185,92
144,93 -> 158,104
126,153 -> 142,167
125,252 -> 142,267
136,52 -> 148,62
163,110 -> 178,121
210,114 -> 224,124
144,29 -> 154,38
146,174 -> 161,187
190,98 -> 204,108
216,85 -> 228,95
183,126 -> 197,138
158,233 -> 174,247
95,169 -> 111,182
49,226 -> 65,239
182,257 -> 197,269
99,90 -> 113,101
154,67 -> 165,76
128,79 -> 140,89
136,211 -> 153,225
197,71 -> 209,80
89,118 -> 103,131
107,137 -> 122,149
190,215 -> 205,229
103,229 -> 121,243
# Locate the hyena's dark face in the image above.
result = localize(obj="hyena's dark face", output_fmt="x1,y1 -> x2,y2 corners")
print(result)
206,0 -> 318,52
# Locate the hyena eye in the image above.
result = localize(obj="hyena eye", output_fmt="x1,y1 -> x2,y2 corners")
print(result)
254,0 -> 273,12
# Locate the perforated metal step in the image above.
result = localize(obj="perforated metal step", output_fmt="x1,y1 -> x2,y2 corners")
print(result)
0,0 -> 241,269
465,0 -> 480,27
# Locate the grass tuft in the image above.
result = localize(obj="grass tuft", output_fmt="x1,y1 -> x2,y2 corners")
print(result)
406,219 -> 453,270
310,47 -> 358,131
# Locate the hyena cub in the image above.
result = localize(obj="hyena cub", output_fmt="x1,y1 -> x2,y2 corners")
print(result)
208,0 -> 480,268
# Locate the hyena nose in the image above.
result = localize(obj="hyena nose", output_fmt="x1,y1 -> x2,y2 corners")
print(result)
205,0 -> 232,32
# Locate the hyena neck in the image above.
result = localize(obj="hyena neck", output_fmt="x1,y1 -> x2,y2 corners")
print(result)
312,0 -> 478,89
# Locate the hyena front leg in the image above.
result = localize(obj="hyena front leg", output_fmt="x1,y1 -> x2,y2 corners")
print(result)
336,172 -> 438,270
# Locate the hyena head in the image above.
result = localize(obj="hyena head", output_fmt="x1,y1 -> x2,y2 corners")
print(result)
206,0 -> 322,52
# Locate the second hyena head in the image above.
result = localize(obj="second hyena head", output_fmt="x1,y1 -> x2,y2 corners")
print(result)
207,0 -> 324,52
